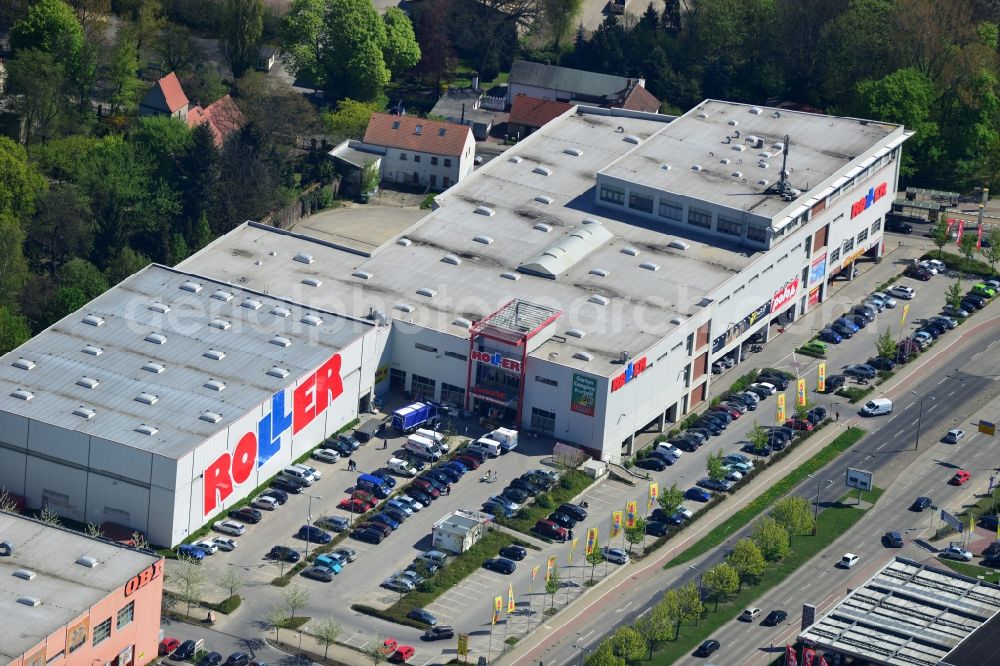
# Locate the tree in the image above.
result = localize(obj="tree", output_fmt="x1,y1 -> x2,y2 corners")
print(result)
218,568 -> 247,600
57,258 -> 108,300
38,505 -> 61,526
280,0 -> 325,85
179,123 -> 220,241
706,450 -> 727,482
108,31 -> 142,116
0,308 -> 31,355
173,555 -> 208,614
773,496 -> 815,536
282,585 -> 310,620
609,626 -> 646,662
585,641 -> 625,666
0,134 -> 47,220
0,488 -> 19,514
11,0 -> 83,65
361,159 -> 380,196
382,7 -> 420,76
875,329 -> 897,360
5,50 -> 66,146
931,218 -> 951,252
412,0 -> 456,89
635,594 -> 676,651
960,231 -> 979,271
946,279 -> 965,310
263,608 -> 286,641
541,0 -> 583,48
26,185 -> 93,275
726,538 -> 767,590
752,516 -> 791,561
133,0 -> 165,51
0,212 -> 30,309
624,518 -> 646,553
155,24 -> 203,74
702,562 -> 739,610
657,483 -> 684,517
223,0 -> 264,78
749,421 -> 770,457
362,633 -> 394,665
313,617 -> 343,659
323,98 -> 379,141
545,568 -> 560,611
983,227 -> 1000,272
586,545 -> 604,582
676,582 -> 703,635
103,247 -> 151,285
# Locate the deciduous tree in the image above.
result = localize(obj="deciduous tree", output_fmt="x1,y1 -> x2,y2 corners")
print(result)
382,7 -> 420,75
702,562 -> 739,610
11,0 -> 83,65
749,422 -> 770,457
984,227 -> 1000,272
282,585 -> 310,620
173,555 -> 208,615
726,537 -> 767,589
108,30 -> 141,116
772,496 -> 815,536
217,568 -> 247,600
875,329 -> 897,361
752,516 -> 791,561
412,0 -> 456,89
676,582 -> 703,634
609,626 -> 646,662
960,232 -> 979,271
223,0 -> 264,78
5,50 -> 66,146
584,641 -> 624,666
313,617 -> 343,660
657,483 -> 684,517
0,307 -> 31,355
624,518 -> 646,553
946,279 -> 965,311
706,450 -> 727,482
57,258 -> 107,299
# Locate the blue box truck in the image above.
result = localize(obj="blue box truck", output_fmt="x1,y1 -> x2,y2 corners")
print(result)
391,402 -> 439,432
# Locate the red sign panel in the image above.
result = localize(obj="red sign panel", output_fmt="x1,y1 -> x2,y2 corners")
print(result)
470,349 -> 523,373
770,278 -> 799,313
610,356 -> 648,392
124,559 -> 164,597
808,286 -> 820,307
850,182 -> 888,219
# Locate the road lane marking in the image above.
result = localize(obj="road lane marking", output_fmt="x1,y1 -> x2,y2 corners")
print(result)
928,404 -> 938,411
938,377 -> 947,384
948,389 -> 956,396
877,443 -> 887,450
906,402 -> 915,410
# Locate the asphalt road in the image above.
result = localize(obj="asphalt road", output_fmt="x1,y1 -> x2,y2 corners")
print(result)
539,311 -> 1000,666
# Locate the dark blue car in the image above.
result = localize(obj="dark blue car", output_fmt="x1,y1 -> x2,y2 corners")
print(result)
818,328 -> 842,344
444,460 -> 468,473
686,487 -> 712,502
296,525 -> 332,544
373,512 -> 401,530
483,500 -> 515,518
371,469 -> 397,488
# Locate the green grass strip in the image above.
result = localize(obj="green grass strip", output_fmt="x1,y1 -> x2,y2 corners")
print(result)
665,427 -> 865,569
935,558 -> 1000,584
650,494 -> 878,664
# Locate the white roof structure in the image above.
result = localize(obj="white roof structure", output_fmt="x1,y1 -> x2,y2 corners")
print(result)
798,557 -> 1000,666
0,265 -> 372,459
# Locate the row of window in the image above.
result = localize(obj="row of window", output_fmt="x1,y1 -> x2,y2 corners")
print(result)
399,153 -> 452,167
415,344 -> 468,362
535,375 -> 558,387
85,601 -> 134,649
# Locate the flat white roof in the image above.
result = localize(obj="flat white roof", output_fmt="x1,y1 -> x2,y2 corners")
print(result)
0,513 -> 160,661
0,265 -> 372,459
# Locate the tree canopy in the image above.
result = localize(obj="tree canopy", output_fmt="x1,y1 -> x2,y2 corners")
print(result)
11,0 -> 83,65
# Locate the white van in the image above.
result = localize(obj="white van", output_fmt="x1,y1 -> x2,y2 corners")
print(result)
387,457 -> 417,477
860,398 -> 893,416
469,437 -> 501,458
405,434 -> 440,461
282,465 -> 315,485
415,428 -> 448,452
489,427 -> 518,453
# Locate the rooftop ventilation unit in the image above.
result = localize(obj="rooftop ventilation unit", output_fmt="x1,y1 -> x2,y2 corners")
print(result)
588,295 -> 609,306
453,318 -> 472,329
76,556 -> 100,568
589,268 -> 609,277
474,206 -> 495,217
294,252 -> 315,264
301,314 -> 323,326
692,164 -> 703,171
13,569 -> 36,580
639,262 -> 660,271
416,287 -> 437,298
10,389 -> 33,401
732,171 -> 743,179
267,366 -> 290,379
142,362 -> 165,374
750,106 -> 763,114
534,195 -> 553,205
200,411 -> 222,424
441,255 -> 461,265
241,298 -> 262,310
76,376 -> 99,389
13,358 -> 35,371
269,336 -> 291,348
500,272 -> 520,280
135,424 -> 158,436
758,179 -> 769,187
82,345 -> 103,356
661,164 -> 672,170
135,393 -> 159,405
203,379 -> 226,391
73,406 -> 96,420
623,135 -> 640,144
564,147 -> 583,156
17,596 -> 41,607
180,281 -> 202,293
582,218 -> 601,225
203,349 -> 226,360
270,306 -> 290,318
397,237 -> 412,247
352,270 -> 373,280
565,329 -> 585,338
532,166 -> 552,176
149,302 -> 170,314
473,235 -> 494,244
732,144 -> 746,152
209,319 -> 231,330
621,246 -> 639,256
533,223 -> 552,233
698,112 -> 708,118
573,351 -> 593,361
670,316 -> 686,325
772,142 -> 785,151
82,314 -> 105,327
211,290 -> 233,302
728,120 -> 739,126
758,160 -> 769,169
393,303 -> 415,313
301,277 -> 322,287
720,158 -> 730,165
508,156 -> 523,164
145,333 -> 167,345
668,240 -> 691,250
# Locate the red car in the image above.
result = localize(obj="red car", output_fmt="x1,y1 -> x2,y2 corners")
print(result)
412,478 -> 441,498
714,405 -> 741,419
454,454 -> 481,469
338,498 -> 368,513
391,646 -> 416,663
159,638 -> 180,656
785,418 -> 814,431
351,489 -> 378,506
951,470 -> 971,485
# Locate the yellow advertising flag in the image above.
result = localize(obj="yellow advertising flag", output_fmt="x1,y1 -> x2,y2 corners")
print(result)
508,582 -> 516,613
610,510 -> 624,538
817,362 -> 826,393
776,393 -> 786,422
625,500 -> 638,528
530,564 -> 539,592
796,377 -> 807,407
901,303 -> 910,326
493,596 -> 502,625
585,527 -> 599,556
569,537 -> 579,565
545,555 -> 557,582
649,482 -> 659,502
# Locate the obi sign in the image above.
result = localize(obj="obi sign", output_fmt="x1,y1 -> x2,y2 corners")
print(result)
611,356 -> 648,392
850,182 -> 888,219
771,278 -> 799,313
203,353 -> 344,515
471,349 -> 523,373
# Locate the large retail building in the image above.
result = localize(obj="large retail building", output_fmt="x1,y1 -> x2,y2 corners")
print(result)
0,512 -> 163,666
0,100 -> 909,545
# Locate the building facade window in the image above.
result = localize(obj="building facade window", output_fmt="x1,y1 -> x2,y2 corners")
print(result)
871,218 -> 882,233
628,192 -> 654,213
414,155 -> 421,163
411,374 -> 436,400
842,237 -> 854,254
93,617 -> 112,646
747,223 -> 768,243
658,200 -> 682,221
399,152 -> 407,161
117,601 -> 134,629
530,407 -> 556,434
599,184 -> 625,205
857,228 -> 869,243
717,216 -> 744,237
440,382 -> 465,406
431,157 -> 438,165
830,248 -> 840,262
444,351 -> 467,361
415,343 -> 437,353
444,158 -> 451,167
443,177 -> 451,187
535,375 -> 558,387
687,207 -> 712,229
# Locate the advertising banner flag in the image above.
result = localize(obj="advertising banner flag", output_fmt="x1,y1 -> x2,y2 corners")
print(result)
625,501 -> 638,528
585,527 -> 599,555
648,482 -> 659,511
545,555 -> 557,582
571,374 -> 598,416
508,582 -> 516,613
796,377 -> 807,407
956,219 -> 965,245
947,217 -> 956,236
978,222 -> 984,250
610,511 -> 624,538
802,647 -> 816,666
817,655 -> 829,666
492,596 -> 502,625
817,362 -> 826,393
530,564 -> 539,592
785,645 -> 799,666
776,393 -> 786,423
569,538 -> 579,565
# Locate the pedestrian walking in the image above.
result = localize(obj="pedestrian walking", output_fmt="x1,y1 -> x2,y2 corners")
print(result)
382,438 -> 388,450
445,484 -> 451,495
835,411 -> 840,422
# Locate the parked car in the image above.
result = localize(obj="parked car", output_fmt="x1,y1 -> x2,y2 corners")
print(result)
830,322 -> 855,339
173,640 -> 199,661
352,527 -> 384,544
888,285 -> 916,299
251,495 -> 279,511
839,553 -> 860,568
931,316 -> 958,329
500,545 -> 528,561
407,608 -> 438,626
213,520 -> 246,536
297,525 -> 333,544
534,519 -> 568,541
302,566 -> 335,582
268,546 -> 300,562
739,607 -> 761,622
160,639 -> 181,657
698,477 -> 733,492
270,477 -> 305,494
192,540 -> 218,555
883,531 -> 904,548
645,521 -> 669,536
972,283 -> 997,298
867,356 -> 896,371
940,545 -> 974,561
964,293 -> 987,309
750,381 -> 778,395
559,503 -> 588,521
844,364 -> 877,379
818,328 -> 842,344
198,653 -> 223,666
943,429 -> 966,444
686,487 -> 712,502
423,626 -> 455,641
383,577 -> 416,592
943,304 -> 969,318
871,292 -> 897,308
602,547 -> 630,564
483,557 -> 517,574
211,537 -> 238,552
637,456 -> 668,471
311,448 -> 341,463
904,265 -> 932,280
548,512 -> 577,529
742,442 -> 772,457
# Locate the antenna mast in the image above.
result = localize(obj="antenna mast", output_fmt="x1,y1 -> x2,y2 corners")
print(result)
764,134 -> 799,201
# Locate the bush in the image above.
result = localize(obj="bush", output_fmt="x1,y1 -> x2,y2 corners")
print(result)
795,346 -> 826,359
836,386 -> 874,403
420,193 -> 436,209
213,595 -> 241,614
924,249 -> 998,278
535,493 -> 553,509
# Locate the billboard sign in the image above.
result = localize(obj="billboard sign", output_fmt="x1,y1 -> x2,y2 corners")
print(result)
471,349 -> 522,373
809,254 -> 827,284
979,420 -> 996,436
570,374 -> 597,416
849,182 -> 888,219
941,510 -> 964,533
712,301 -> 771,352
845,468 -> 873,491
771,278 -> 800,313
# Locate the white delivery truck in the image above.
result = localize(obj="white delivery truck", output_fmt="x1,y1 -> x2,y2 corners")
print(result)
415,428 -> 449,453
860,398 -> 893,416
468,437 -> 501,458
387,457 -> 417,477
488,428 -> 518,453
405,434 -> 441,461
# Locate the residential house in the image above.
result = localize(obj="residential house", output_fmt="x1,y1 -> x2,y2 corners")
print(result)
139,71 -> 189,119
429,86 -> 494,141
506,60 -> 660,113
362,113 -> 475,191
185,94 -> 244,147
506,94 -> 574,140
256,46 -> 280,72
138,71 -> 243,146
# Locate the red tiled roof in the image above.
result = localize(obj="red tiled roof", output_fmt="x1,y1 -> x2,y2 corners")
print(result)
363,113 -> 471,156
618,84 -> 661,113
187,95 -> 244,147
508,94 -> 574,130
157,72 -> 189,113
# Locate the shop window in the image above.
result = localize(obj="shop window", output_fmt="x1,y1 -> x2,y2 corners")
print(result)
530,407 -> 556,434
688,207 -> 712,229
411,374 -> 436,400
415,343 -> 437,353
871,218 -> 882,233
628,192 -> 653,213
842,237 -> 854,254
117,601 -> 135,629
599,185 -> 624,205
440,383 -> 465,406
857,229 -> 869,243
389,368 -> 406,391
658,200 -> 682,221
93,617 -> 112,646
717,216 -> 744,236
444,351 -> 467,361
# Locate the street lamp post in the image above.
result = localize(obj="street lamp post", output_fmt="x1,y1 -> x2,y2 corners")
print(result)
304,493 -> 322,558
571,644 -> 592,666
911,390 -> 935,451
807,473 -> 821,536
